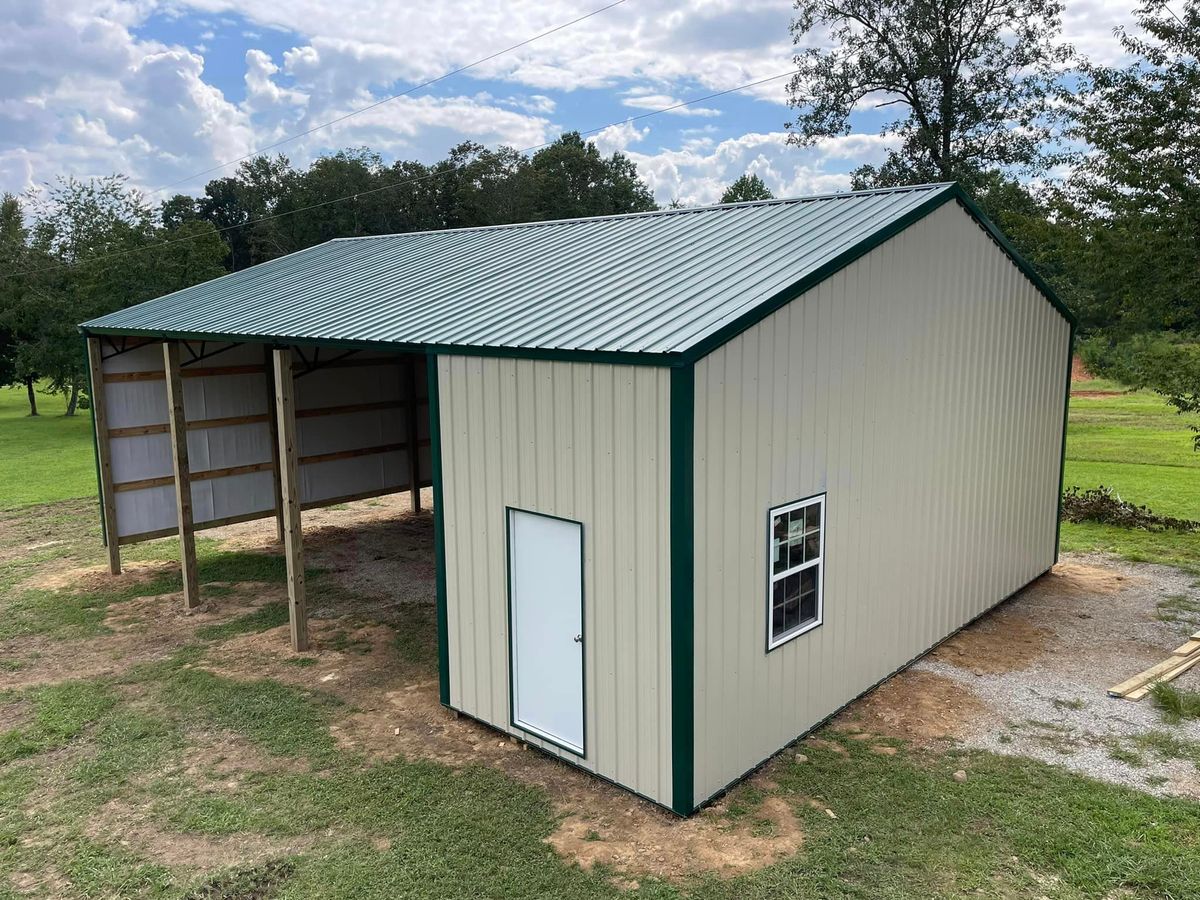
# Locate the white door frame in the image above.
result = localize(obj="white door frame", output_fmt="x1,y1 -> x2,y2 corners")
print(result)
506,506 -> 586,756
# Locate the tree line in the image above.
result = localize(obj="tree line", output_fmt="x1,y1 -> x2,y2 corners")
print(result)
1,0 -> 1196,442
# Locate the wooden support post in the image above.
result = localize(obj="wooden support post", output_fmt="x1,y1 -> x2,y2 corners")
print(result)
163,341 -> 200,610
263,346 -> 286,542
87,338 -> 122,575
273,347 -> 309,652
405,355 -> 422,513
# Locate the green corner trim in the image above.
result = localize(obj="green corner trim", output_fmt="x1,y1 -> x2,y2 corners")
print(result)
669,364 -> 695,815
427,351 -> 451,706
1054,322 -> 1076,561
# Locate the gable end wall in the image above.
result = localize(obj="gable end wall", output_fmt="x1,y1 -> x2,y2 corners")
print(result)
691,201 -> 1072,803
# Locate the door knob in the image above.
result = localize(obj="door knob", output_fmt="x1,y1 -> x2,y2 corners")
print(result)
573,634 -> 583,643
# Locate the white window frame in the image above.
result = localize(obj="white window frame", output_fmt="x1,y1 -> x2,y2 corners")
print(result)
766,493 -> 825,651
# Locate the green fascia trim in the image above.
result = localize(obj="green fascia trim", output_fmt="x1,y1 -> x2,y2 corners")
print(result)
681,183 -> 1076,364
427,351 -> 451,707
82,334 -> 107,547
669,364 -> 695,815
79,325 -> 678,369
1054,322 -> 1076,561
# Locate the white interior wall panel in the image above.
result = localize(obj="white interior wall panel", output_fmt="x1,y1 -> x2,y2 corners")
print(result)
98,342 -> 427,542
690,202 -> 1072,803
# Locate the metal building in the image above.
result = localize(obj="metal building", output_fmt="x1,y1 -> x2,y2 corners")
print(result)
80,183 -> 1075,814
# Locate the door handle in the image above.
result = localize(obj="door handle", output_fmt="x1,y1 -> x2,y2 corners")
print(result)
573,634 -> 583,643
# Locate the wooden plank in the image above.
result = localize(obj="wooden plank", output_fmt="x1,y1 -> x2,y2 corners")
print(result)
163,341 -> 200,611
263,347 -> 285,543
1109,647 -> 1200,698
1126,652 -> 1200,701
294,399 -> 411,418
405,355 -> 422,513
117,507 -> 276,545
297,441 -> 414,467
103,363 -> 265,383
87,338 -> 122,575
274,348 -> 308,652
108,413 -> 271,439
114,460 -> 275,493
109,422 -> 170,438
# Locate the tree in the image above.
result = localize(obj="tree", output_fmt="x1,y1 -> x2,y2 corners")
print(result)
0,193 -> 41,415
523,133 -> 656,220
8,176 -> 227,415
1066,0 -> 1198,337
721,174 -> 774,203
785,0 -> 1073,189
1065,0 -> 1200,448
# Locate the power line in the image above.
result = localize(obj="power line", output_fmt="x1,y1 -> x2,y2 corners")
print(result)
3,69 -> 794,281
148,0 -> 631,196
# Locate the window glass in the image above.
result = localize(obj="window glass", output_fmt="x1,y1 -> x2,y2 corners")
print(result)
767,495 -> 824,649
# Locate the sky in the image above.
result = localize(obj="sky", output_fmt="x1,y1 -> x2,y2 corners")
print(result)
0,0 -> 1144,209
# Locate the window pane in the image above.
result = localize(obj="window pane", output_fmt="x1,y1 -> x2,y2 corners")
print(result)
772,579 -> 787,610
800,566 -> 817,596
804,531 -> 820,563
783,598 -> 801,632
805,503 -> 820,531
784,571 -> 800,603
800,589 -> 817,623
772,516 -> 788,575
789,537 -> 804,570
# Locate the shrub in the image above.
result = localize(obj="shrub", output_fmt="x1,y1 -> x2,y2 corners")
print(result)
1061,486 -> 1200,532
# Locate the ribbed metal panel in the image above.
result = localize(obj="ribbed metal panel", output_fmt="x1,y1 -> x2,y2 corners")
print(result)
690,202 -> 1071,803
437,356 -> 673,805
82,185 -> 951,355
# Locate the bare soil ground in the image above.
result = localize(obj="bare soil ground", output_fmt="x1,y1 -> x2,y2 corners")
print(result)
4,496 -> 1199,884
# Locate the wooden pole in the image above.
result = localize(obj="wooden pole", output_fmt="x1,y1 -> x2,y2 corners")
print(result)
263,346 -> 286,542
86,338 -> 122,575
163,341 -> 200,610
273,347 -> 309,652
405,355 -> 422,513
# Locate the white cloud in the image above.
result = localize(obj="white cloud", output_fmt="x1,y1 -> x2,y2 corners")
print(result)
621,89 -> 721,117
590,120 -> 650,154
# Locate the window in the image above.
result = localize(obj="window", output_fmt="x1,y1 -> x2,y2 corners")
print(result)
767,494 -> 824,649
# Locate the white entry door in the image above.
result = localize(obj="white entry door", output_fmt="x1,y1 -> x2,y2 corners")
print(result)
508,508 -> 585,755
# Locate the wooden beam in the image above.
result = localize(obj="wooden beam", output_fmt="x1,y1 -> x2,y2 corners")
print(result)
274,347 -> 308,652
113,460 -> 274,493
87,337 -> 122,575
263,347 -> 285,543
163,341 -> 200,611
295,399 -> 417,419
405,355 -> 422,513
103,363 -> 265,383
297,441 -> 412,467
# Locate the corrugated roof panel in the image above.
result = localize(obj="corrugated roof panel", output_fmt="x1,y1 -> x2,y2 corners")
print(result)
82,183 -> 957,356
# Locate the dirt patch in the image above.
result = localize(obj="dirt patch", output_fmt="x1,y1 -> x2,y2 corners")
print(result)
1071,355 -> 1093,382
0,585 -> 288,692
21,558 -> 175,593
1072,390 -> 1126,398
86,798 -> 314,871
551,793 -> 801,882
0,697 -> 31,731
931,612 -> 1054,675
838,671 -> 992,745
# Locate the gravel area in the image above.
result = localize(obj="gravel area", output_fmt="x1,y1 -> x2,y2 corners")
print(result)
850,553 -> 1200,799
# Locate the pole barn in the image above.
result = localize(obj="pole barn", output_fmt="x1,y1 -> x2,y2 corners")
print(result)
81,183 -> 1075,815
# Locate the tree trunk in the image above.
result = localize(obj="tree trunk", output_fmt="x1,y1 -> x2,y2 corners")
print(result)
65,380 -> 80,417
24,376 -> 38,416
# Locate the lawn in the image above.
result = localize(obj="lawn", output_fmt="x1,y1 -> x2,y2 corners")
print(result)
1060,384 -> 1200,570
0,384 -> 95,510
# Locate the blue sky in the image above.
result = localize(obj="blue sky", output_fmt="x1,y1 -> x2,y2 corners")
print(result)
1,0 -> 1139,207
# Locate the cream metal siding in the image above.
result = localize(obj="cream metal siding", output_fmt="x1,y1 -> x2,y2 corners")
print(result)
438,355 -> 674,805
692,202 -> 1071,803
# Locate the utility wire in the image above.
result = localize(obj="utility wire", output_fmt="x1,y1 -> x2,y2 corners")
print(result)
3,69 -> 794,281
148,0 -> 631,196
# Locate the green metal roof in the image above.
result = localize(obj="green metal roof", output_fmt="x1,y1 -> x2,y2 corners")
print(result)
82,182 -> 1071,361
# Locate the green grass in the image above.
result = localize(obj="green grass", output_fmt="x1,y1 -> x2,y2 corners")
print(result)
1061,386 -> 1200,569
0,681 -> 117,765
0,384 -> 96,511
194,601 -> 290,641
1150,683 -> 1200,724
